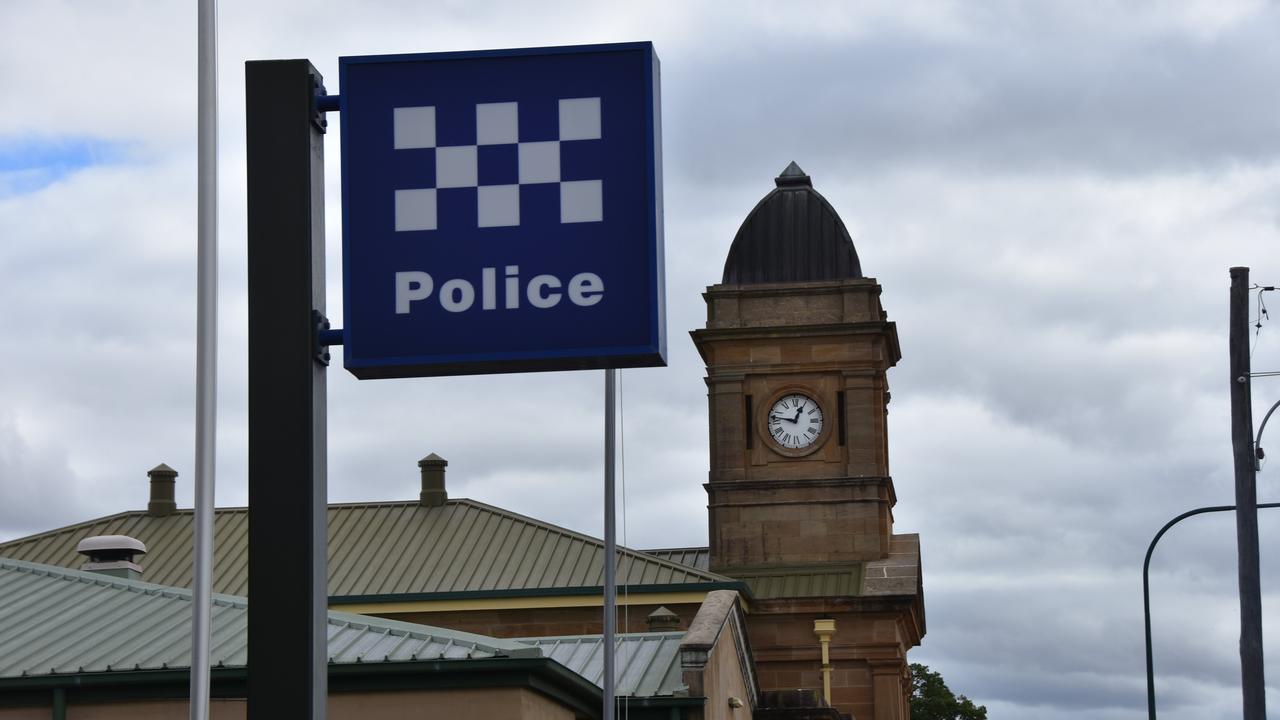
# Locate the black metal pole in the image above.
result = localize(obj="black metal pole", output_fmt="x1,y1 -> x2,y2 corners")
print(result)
246,59 -> 329,720
1229,266 -> 1266,720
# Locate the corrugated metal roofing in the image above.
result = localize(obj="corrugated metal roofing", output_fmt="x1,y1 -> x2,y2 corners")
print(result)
520,633 -> 685,697
732,565 -> 863,600
642,549 -> 866,599
0,500 -> 730,598
642,547 -> 709,571
0,558 -> 537,680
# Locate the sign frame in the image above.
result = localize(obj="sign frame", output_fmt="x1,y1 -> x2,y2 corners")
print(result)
337,42 -> 665,379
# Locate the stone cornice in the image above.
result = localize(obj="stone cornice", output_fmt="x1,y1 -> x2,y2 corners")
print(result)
705,475 -> 897,506
702,277 -> 883,298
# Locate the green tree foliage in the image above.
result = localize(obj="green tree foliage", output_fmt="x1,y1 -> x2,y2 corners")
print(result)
909,663 -> 987,720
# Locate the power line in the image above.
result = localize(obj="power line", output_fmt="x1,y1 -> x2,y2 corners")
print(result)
1251,284 -> 1274,358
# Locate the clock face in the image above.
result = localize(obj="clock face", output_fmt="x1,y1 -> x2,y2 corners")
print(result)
766,393 -> 824,450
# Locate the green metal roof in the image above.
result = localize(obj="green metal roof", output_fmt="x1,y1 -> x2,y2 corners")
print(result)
519,633 -> 685,697
0,558 -> 697,703
0,557 -> 538,681
643,548 -> 867,599
0,500 -> 731,598
642,547 -> 709,571
732,565 -> 863,599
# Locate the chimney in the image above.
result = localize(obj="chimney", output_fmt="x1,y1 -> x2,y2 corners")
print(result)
418,453 -> 448,507
147,463 -> 178,517
76,535 -> 147,580
646,606 -> 682,632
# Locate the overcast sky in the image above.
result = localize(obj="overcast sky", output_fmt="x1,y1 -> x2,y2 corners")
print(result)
1,1 -> 1277,718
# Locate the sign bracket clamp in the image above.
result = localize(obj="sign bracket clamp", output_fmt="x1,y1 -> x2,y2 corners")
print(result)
316,93 -> 340,113
312,310 -> 343,366
312,80 -> 339,131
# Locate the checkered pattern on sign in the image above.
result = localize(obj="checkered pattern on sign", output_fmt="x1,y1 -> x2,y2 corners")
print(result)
393,98 -> 604,232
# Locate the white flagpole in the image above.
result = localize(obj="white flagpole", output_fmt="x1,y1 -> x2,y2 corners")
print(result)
191,0 -> 218,717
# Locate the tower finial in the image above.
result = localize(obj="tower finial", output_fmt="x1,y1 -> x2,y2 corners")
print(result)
775,161 -> 811,187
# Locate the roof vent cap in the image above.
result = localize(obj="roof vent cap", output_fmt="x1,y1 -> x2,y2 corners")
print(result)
76,535 -> 147,580
418,453 -> 448,507
646,606 -> 682,632
147,463 -> 178,517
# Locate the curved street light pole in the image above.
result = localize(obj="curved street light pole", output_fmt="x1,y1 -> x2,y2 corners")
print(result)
1144,502 -> 1280,720
1256,399 -> 1280,471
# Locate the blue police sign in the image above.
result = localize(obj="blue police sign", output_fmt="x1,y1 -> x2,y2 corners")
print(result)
338,43 -> 665,378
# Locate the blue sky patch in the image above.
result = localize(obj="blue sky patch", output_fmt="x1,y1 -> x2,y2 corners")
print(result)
0,137 -> 126,196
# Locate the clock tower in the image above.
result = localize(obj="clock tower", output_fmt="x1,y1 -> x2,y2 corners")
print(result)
692,163 -> 923,720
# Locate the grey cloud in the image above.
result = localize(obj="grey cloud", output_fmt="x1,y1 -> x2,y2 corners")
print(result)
0,415 -> 91,538
665,8 -> 1280,184
3,2 -> 1280,718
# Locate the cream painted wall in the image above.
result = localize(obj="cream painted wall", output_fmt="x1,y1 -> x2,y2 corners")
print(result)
699,627 -> 753,720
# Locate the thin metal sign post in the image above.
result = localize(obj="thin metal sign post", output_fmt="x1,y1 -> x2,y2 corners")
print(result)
245,60 -> 330,720
1228,266 -> 1266,720
603,369 -> 618,720
189,0 -> 218,717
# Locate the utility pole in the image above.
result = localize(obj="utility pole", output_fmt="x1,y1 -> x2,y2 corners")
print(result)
1228,266 -> 1266,720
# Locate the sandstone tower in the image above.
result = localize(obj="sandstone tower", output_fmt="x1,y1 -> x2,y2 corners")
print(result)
692,163 -> 925,720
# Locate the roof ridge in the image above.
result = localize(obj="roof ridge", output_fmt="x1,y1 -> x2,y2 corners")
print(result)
0,509 -> 153,548
0,501 -> 465,549
0,507 -> 260,549
325,608 -> 538,654
518,631 -> 686,642
0,499 -> 733,594
628,549 -> 727,581
732,563 -> 862,575
451,500 -> 731,581
325,499 -> 421,509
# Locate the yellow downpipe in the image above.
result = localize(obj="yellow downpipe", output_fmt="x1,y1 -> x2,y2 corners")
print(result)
813,618 -> 837,705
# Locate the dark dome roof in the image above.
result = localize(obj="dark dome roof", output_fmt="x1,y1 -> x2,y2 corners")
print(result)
721,162 -> 863,284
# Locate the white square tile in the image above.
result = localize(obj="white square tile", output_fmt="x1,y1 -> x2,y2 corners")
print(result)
561,179 -> 602,223
393,106 -> 436,149
559,97 -> 601,141
478,185 -> 520,227
518,141 -> 560,184
476,102 -> 519,145
395,188 -> 437,231
436,145 -> 478,188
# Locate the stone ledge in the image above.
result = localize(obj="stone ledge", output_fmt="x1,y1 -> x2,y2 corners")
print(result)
861,534 -> 920,597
